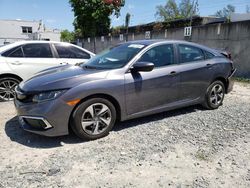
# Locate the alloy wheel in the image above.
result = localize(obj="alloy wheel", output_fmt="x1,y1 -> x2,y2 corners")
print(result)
209,84 -> 224,106
0,79 -> 19,101
81,103 -> 112,136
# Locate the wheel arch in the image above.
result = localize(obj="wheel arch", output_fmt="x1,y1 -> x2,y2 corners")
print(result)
68,93 -> 122,132
0,73 -> 23,82
212,77 -> 228,93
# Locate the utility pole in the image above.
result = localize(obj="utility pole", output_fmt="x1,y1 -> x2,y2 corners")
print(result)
125,13 -> 131,42
189,0 -> 198,27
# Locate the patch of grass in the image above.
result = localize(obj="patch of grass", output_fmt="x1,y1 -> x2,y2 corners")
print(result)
233,77 -> 250,83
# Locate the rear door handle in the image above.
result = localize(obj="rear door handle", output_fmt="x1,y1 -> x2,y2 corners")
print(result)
11,61 -> 22,65
170,71 -> 178,76
207,63 -> 213,69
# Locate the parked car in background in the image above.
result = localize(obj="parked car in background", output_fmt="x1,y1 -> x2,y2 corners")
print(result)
14,40 -> 236,140
0,41 -> 95,101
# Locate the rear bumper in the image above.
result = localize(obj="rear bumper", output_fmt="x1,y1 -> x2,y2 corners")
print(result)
227,69 -> 236,93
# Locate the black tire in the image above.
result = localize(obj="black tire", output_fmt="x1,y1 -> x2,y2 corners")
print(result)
0,77 -> 20,102
202,80 -> 225,110
70,98 -> 117,140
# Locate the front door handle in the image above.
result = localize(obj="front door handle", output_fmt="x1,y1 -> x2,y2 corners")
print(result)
60,62 -> 69,65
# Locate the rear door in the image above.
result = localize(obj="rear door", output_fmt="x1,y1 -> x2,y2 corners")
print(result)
177,44 -> 215,101
53,43 -> 92,65
5,43 -> 58,80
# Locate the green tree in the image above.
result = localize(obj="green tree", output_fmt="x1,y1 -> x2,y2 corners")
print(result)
215,4 -> 235,18
155,0 -> 199,21
69,0 -> 125,38
60,30 -> 74,42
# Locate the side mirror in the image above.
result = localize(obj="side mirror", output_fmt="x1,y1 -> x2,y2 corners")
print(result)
131,61 -> 154,72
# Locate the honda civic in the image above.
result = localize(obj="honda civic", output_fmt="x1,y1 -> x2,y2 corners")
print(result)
14,40 -> 236,140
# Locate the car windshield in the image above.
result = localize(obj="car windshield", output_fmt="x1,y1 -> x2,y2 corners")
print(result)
82,43 -> 146,69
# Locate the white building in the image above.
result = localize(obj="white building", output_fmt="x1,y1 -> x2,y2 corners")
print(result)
0,19 -> 61,45
231,13 -> 250,22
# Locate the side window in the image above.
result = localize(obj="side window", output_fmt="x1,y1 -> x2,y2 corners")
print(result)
179,45 -> 205,63
54,44 -> 91,59
9,48 -> 24,57
69,46 -> 91,59
2,46 -> 24,57
204,50 -> 215,59
22,43 -> 53,58
139,44 -> 174,67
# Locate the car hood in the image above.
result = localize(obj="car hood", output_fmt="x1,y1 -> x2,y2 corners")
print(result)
19,65 -> 110,92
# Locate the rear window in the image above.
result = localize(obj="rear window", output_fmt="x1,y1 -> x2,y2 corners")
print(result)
54,44 -> 91,59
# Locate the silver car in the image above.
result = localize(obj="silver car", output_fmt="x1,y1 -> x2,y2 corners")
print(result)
14,40 -> 236,140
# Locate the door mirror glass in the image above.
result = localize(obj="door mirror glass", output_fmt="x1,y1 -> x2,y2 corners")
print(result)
131,61 -> 154,72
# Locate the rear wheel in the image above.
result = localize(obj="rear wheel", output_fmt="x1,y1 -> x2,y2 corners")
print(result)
0,77 -> 20,101
203,80 -> 225,110
71,98 -> 116,140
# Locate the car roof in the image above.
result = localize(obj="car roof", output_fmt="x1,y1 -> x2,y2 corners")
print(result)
124,39 -> 203,47
0,40 -> 95,55
123,39 -> 220,55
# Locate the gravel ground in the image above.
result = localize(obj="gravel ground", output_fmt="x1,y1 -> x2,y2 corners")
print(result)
0,82 -> 250,188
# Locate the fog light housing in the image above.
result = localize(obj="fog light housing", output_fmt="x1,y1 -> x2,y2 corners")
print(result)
19,116 -> 53,130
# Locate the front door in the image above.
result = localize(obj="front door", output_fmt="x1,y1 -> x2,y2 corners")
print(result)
125,44 -> 181,115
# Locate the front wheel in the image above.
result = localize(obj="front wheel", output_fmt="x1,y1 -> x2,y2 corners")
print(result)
0,77 -> 20,102
203,80 -> 225,110
71,98 -> 117,140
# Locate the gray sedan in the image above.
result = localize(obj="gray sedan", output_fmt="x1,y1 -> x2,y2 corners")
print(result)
14,40 -> 236,140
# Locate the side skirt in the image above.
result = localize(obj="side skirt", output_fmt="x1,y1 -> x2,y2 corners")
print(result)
122,98 -> 202,121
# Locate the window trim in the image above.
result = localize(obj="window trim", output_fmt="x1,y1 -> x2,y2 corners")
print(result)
177,44 -> 206,64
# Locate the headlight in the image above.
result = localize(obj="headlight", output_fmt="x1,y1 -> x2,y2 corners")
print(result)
32,90 -> 67,103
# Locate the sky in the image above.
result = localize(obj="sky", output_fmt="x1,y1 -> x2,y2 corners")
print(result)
0,0 -> 249,31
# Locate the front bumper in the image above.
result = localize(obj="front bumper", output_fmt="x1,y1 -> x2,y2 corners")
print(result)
227,69 -> 236,93
14,98 -> 74,137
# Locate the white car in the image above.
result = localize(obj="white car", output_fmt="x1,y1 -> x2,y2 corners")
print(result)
0,41 -> 95,101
